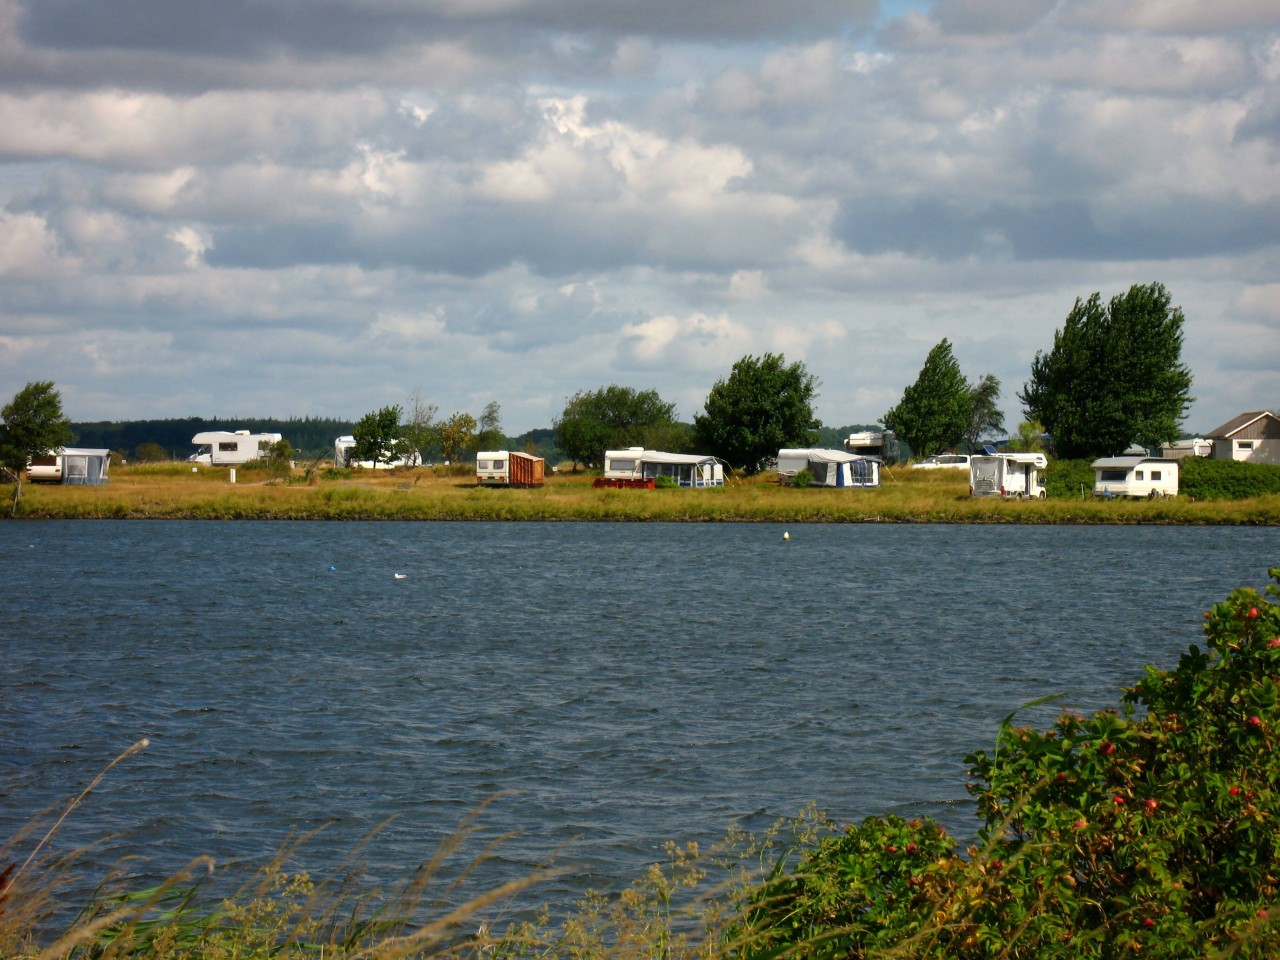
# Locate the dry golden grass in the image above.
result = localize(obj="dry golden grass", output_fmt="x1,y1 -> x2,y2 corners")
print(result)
5,463 -> 1277,523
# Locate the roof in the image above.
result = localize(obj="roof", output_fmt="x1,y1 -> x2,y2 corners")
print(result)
194,430 -> 282,443
1092,456 -> 1177,469
1205,411 -> 1279,438
477,450 -> 544,461
628,450 -> 719,466
778,448 -> 873,464
974,452 -> 1047,467
58,447 -> 110,456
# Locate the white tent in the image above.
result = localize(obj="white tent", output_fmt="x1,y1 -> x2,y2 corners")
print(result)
777,448 -> 880,488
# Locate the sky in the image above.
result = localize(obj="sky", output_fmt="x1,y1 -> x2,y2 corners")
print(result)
1,0 -> 1277,439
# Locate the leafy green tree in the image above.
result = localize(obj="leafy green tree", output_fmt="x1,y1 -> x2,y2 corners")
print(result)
963,373 -> 1005,452
1007,418 -> 1046,453
554,385 -> 682,470
1,381 -> 74,512
475,400 -> 505,451
258,438 -> 295,480
1019,282 -> 1193,459
882,339 -> 971,459
439,411 -> 477,463
350,405 -> 406,468
694,353 -> 820,474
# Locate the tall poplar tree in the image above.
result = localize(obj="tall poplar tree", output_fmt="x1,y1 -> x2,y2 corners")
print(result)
1019,283 -> 1193,459
883,339 -> 971,459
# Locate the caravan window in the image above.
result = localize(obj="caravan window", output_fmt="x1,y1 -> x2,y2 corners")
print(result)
1151,471 -> 1162,481
1135,470 -> 1144,480
218,442 -> 238,452
610,458 -> 636,473
1099,469 -> 1127,482
492,460 -> 506,471
477,460 -> 491,470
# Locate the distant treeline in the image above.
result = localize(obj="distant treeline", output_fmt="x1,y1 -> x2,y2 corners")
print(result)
70,419 -> 876,464
71,417 -> 564,463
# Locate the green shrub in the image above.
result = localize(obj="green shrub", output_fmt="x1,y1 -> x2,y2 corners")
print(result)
791,469 -> 813,489
1044,458 -> 1095,499
739,569 -> 1280,958
654,475 -> 678,489
1182,456 -> 1280,501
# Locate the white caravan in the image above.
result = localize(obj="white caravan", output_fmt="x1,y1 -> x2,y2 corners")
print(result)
333,436 -> 420,470
191,430 -> 283,466
969,452 -> 1048,499
1092,456 -> 1179,499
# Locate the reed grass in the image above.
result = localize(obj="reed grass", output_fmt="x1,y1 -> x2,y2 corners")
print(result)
6,465 -> 1278,523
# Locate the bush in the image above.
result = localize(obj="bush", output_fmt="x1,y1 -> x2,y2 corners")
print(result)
1182,456 -> 1280,501
1044,458 -> 1095,499
740,569 -> 1280,958
654,475 -> 678,489
790,469 -> 813,489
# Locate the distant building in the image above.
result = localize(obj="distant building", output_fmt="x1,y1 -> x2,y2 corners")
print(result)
1161,438 -> 1212,460
1206,411 -> 1280,465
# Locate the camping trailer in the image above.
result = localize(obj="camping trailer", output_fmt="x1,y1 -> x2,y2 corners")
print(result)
777,448 -> 880,488
27,448 -> 111,485
476,451 -> 546,487
191,430 -> 283,466
597,448 -> 725,488
969,452 -> 1048,499
1092,456 -> 1179,499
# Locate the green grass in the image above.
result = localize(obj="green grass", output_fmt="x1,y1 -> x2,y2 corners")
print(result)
4,462 -> 1278,523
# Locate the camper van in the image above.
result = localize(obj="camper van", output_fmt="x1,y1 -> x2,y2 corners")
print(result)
1092,456 -> 1179,499
332,436 -> 420,469
191,430 -> 283,466
476,451 -> 545,487
844,431 -> 900,463
970,452 -> 1048,499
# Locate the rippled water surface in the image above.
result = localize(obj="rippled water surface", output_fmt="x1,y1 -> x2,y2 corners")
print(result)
2,520 -> 1274,906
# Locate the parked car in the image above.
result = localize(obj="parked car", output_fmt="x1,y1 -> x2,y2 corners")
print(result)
911,454 -> 971,470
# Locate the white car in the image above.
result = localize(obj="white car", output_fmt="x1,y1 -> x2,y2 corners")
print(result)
911,454 -> 971,470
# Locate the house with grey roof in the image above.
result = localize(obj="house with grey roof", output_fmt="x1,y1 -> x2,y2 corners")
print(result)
1206,411 -> 1280,466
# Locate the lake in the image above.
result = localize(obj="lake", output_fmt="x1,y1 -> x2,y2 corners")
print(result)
1,520 -> 1274,913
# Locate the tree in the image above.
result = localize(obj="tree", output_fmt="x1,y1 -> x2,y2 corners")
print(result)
1006,419 -> 1046,453
694,353 -> 820,474
134,442 -> 168,462
258,437 -> 295,480
350,405 -> 405,468
882,339 -> 971,460
439,411 -> 477,463
0,381 -> 75,513
475,400 -> 505,451
554,385 -> 683,470
963,373 -> 1006,453
1019,282 -> 1193,459
400,391 -> 439,465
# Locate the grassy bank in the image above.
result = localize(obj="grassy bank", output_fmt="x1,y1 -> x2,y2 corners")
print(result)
5,462 -> 1280,523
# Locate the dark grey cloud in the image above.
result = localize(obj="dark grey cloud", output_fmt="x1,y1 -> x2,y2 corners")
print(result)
834,195 -> 1280,261
18,0 -> 877,57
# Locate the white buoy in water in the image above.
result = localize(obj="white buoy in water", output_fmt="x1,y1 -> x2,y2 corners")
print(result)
394,573 -> 407,579
783,531 -> 790,540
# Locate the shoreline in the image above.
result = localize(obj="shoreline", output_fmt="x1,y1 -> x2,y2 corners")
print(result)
6,465 -> 1279,524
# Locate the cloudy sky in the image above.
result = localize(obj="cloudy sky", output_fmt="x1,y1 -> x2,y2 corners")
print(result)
1,0 -> 1277,437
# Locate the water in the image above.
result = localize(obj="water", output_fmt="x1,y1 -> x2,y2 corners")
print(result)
1,520 -> 1275,912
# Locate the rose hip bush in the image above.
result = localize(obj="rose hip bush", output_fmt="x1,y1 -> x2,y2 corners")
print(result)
738,570 -> 1280,958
